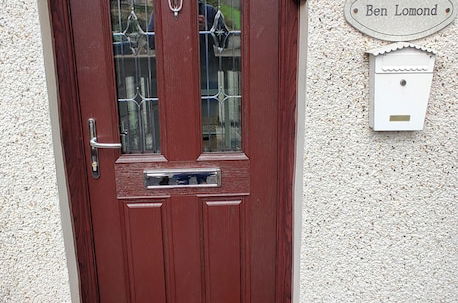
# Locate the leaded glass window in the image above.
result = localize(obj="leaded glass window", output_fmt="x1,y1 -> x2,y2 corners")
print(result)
199,0 -> 242,152
111,0 -> 160,154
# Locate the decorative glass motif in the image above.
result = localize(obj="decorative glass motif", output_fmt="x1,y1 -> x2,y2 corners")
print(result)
210,10 -> 230,51
199,0 -> 242,152
111,0 -> 160,154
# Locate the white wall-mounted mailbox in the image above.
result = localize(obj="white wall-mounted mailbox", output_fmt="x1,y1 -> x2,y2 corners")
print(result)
367,42 -> 436,131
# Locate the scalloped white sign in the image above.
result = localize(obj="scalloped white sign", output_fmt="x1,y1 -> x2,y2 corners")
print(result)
345,0 -> 457,41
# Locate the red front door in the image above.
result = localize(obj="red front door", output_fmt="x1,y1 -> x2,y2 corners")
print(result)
69,0 -> 288,301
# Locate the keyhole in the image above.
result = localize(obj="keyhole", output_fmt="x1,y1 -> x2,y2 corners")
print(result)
400,79 -> 407,86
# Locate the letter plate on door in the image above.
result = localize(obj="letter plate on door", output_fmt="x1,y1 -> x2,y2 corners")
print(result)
144,168 -> 221,189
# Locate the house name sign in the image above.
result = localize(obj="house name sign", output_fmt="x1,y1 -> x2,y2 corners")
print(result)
344,0 -> 457,41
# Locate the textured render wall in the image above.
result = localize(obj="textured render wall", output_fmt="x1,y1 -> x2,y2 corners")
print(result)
300,1 -> 457,302
0,1 -> 72,302
0,0 -> 456,302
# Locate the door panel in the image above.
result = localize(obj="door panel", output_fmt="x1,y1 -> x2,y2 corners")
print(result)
122,202 -> 168,302
203,199 -> 244,303
70,0 -> 281,302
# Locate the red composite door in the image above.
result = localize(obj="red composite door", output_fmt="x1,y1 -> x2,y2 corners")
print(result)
66,0 -> 294,302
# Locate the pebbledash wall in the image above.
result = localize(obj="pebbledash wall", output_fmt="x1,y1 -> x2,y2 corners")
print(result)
0,0 -> 456,302
300,1 -> 457,302
0,0 -> 73,302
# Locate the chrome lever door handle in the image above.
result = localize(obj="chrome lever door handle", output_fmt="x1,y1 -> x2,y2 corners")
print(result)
88,118 -> 121,179
90,138 -> 122,149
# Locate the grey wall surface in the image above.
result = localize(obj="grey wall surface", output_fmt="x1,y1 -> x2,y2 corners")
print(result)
300,1 -> 457,302
0,0 -> 456,302
0,0 -> 72,302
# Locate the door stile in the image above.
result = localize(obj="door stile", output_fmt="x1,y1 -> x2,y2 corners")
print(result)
69,0 -> 129,301
47,0 -> 100,301
276,0 -> 299,302
247,0 -> 280,301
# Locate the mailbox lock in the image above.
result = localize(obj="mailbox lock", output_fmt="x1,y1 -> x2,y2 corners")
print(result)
400,79 -> 407,86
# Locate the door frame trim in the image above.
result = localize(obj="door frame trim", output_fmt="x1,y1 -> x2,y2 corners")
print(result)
276,0 -> 300,302
47,0 -> 100,301
46,0 -> 300,301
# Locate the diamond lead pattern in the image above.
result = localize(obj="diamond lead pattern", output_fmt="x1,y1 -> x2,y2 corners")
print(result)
111,0 -> 160,153
199,0 -> 243,152
210,10 -> 231,52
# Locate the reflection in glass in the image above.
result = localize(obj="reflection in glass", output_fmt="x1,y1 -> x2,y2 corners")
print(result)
111,0 -> 160,153
199,0 -> 242,152
144,168 -> 221,189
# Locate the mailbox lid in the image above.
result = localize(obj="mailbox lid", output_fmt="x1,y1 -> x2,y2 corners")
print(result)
374,49 -> 436,74
367,42 -> 436,74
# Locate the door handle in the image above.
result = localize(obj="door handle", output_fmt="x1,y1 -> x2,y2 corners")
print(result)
88,118 -> 121,179
90,138 -> 122,149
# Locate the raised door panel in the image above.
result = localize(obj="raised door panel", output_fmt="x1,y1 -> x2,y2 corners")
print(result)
122,201 -> 169,302
202,199 -> 246,303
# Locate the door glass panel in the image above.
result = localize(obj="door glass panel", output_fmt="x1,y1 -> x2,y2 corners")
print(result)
199,0 -> 242,152
111,0 -> 160,153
